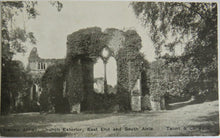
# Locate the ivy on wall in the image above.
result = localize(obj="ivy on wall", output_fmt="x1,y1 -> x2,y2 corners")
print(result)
41,27 -> 150,112
40,63 -> 69,113
66,27 -> 108,64
114,30 -> 149,110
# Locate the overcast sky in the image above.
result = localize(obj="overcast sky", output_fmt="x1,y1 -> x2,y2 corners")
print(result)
14,1 -> 156,86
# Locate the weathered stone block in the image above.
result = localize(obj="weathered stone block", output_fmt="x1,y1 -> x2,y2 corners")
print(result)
150,100 -> 161,111
131,78 -> 142,111
150,96 -> 166,111
131,96 -> 141,111
70,103 -> 81,114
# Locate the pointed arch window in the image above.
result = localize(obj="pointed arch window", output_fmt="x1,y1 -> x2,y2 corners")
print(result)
41,62 -> 43,70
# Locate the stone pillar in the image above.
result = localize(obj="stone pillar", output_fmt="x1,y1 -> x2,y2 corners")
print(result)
30,85 -> 33,101
131,78 -> 142,111
131,95 -> 141,111
150,96 -> 166,111
129,60 -> 142,112
63,81 -> 66,97
81,58 -> 94,111
150,99 -> 161,111
160,96 -> 166,110
66,58 -> 84,114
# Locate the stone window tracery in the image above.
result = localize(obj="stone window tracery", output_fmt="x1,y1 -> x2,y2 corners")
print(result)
37,62 -> 46,70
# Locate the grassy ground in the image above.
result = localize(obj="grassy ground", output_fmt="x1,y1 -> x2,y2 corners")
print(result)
0,100 -> 219,137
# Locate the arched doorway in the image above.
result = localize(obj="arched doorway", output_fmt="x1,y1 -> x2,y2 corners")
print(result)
30,84 -> 37,101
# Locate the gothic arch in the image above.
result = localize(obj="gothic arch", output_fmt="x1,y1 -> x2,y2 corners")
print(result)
66,27 -> 146,112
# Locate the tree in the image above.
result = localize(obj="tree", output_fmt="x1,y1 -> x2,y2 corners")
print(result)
132,2 -> 217,100
2,1 -> 63,61
2,60 -> 33,114
1,1 -> 63,114
148,58 -> 199,100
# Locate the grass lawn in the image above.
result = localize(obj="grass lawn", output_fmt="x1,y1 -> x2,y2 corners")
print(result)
0,100 -> 219,137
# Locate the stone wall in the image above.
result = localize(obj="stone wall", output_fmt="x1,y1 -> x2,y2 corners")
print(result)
81,58 -> 94,111
131,78 -> 142,111
66,58 -> 84,113
150,96 -> 166,111
65,57 -> 95,113
65,27 -> 146,112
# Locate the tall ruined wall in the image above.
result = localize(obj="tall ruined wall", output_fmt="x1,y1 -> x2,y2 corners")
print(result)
113,30 -> 144,111
28,47 -> 65,83
66,58 -> 84,108
40,63 -> 68,113
66,27 -> 147,112
66,27 -> 107,112
81,58 -> 94,111
39,27 -> 149,113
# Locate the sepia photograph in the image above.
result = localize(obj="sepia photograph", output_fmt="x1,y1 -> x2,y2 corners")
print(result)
0,0 -> 219,137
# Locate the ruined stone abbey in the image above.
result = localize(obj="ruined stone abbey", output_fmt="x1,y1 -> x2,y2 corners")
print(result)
27,47 -> 64,102
27,27 -> 162,113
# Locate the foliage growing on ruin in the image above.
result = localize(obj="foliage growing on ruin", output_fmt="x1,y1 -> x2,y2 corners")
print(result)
40,63 -> 69,113
115,30 -> 149,110
66,59 -> 85,107
65,27 -> 149,111
66,27 -> 109,64
92,93 -> 118,112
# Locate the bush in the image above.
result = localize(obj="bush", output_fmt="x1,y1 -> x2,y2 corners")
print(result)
90,92 -> 118,112
39,90 -> 52,112
40,63 -> 69,113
